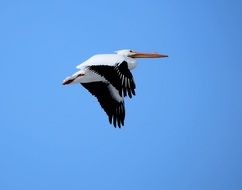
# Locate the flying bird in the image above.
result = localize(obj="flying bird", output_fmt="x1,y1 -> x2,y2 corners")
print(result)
63,49 -> 168,128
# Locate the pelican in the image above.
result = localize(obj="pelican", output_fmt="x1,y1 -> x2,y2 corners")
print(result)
63,49 -> 168,128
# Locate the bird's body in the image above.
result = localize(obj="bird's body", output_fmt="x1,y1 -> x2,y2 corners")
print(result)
63,49 -> 167,128
65,52 -> 137,84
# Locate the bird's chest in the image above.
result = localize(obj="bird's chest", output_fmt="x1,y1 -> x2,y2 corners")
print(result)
126,58 -> 137,70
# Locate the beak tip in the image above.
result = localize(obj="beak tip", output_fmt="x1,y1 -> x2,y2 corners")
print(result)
159,54 -> 168,58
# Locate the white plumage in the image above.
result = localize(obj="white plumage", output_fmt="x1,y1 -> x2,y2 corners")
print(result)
77,54 -> 137,70
63,49 -> 168,128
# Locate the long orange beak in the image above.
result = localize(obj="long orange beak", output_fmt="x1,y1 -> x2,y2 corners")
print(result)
129,51 -> 168,58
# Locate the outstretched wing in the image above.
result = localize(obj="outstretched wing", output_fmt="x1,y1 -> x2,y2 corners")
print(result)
81,82 -> 125,128
87,61 -> 136,98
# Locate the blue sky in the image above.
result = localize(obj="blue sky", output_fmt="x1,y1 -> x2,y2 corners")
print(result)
1,0 -> 242,189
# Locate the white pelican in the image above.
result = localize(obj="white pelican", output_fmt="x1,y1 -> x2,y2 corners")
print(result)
63,49 -> 168,128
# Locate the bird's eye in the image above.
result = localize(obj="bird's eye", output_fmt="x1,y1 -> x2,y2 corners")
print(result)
129,50 -> 133,53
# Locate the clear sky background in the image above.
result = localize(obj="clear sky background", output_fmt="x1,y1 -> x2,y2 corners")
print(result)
1,0 -> 242,190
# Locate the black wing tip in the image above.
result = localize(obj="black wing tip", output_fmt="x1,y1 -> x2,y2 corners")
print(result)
112,122 -> 124,128
108,115 -> 124,128
109,117 -> 125,128
108,103 -> 125,128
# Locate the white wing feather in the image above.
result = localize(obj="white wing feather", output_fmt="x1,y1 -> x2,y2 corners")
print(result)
76,54 -> 126,69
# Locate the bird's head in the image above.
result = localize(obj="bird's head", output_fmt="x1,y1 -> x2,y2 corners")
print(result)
115,49 -> 168,59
